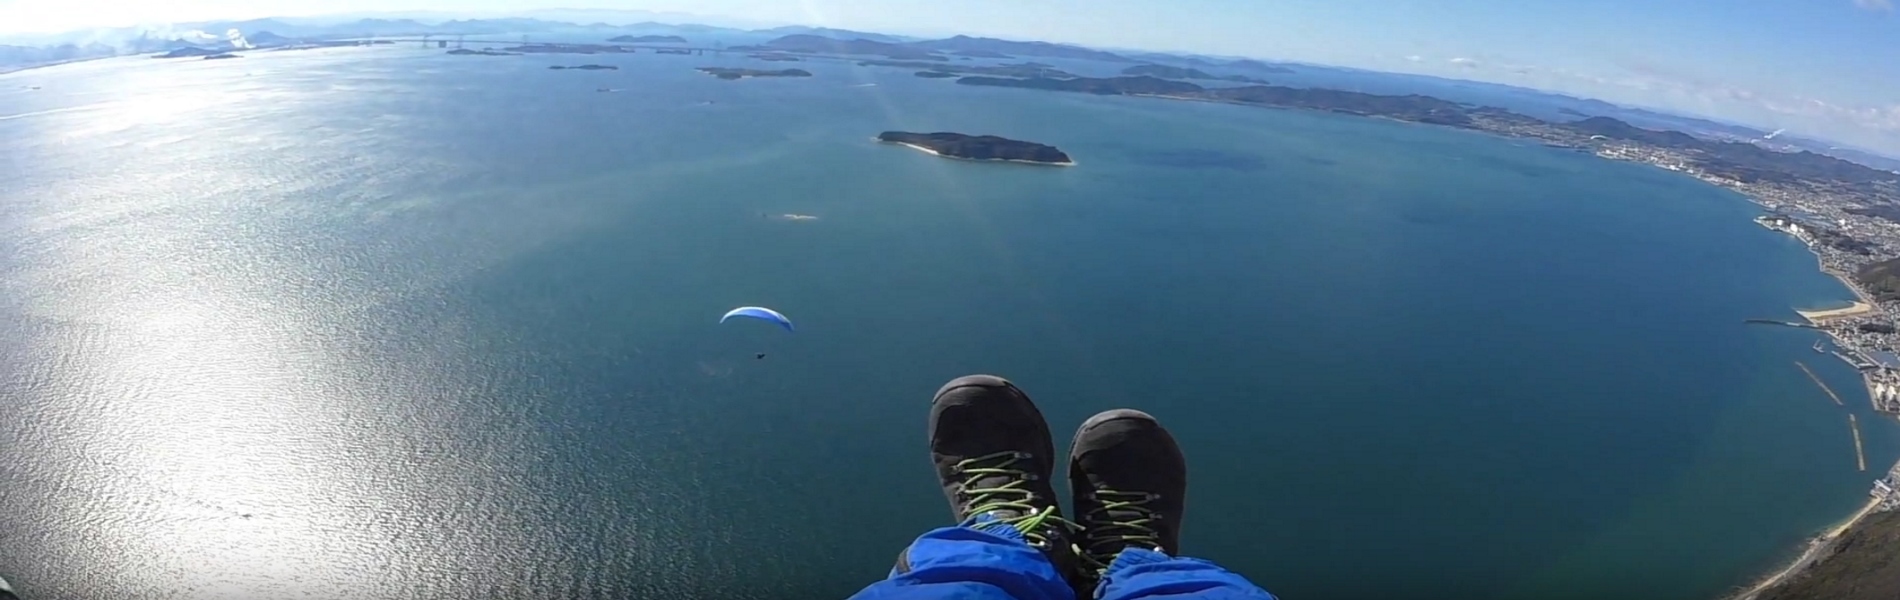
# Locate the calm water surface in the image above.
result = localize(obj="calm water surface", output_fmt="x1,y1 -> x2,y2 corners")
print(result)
0,47 -> 1891,600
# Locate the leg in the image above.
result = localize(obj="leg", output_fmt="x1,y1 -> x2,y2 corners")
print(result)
849,515 -> 1071,600
1069,410 -> 1277,600
848,375 -> 1085,600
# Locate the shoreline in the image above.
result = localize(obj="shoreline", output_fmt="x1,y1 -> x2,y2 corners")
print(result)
1796,301 -> 1877,322
880,139 -> 1077,167
1729,496 -> 1886,600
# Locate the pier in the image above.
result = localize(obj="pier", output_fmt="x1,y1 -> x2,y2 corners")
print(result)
1745,318 -> 1819,329
1796,361 -> 1846,406
1850,413 -> 1866,472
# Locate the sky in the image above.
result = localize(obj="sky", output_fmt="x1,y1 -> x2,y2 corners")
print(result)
2,0 -> 1897,154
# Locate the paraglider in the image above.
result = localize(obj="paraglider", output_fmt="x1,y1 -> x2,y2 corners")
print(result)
720,306 -> 794,331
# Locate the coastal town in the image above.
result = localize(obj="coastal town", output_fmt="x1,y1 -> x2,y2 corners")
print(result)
1462,107 -> 1900,600
1514,122 -> 1900,497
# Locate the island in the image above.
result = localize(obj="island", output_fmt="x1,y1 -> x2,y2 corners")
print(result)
750,53 -> 803,62
654,48 -> 694,55
914,71 -> 957,78
858,59 -> 1072,78
448,48 -> 520,56
1121,64 -> 1270,84
877,131 -> 1073,166
734,34 -> 946,61
696,67 -> 812,80
956,75 -> 1205,97
608,35 -> 688,44
203,53 -> 241,60
152,47 -> 226,59
549,64 -> 618,70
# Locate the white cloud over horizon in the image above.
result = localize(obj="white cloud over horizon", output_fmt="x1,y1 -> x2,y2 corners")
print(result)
1383,51 -> 1900,156
1853,0 -> 1893,12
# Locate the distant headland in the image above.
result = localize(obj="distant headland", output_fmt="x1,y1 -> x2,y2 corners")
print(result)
877,131 -> 1073,166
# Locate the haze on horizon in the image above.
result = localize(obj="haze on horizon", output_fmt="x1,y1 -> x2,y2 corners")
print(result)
2,0 -> 1896,157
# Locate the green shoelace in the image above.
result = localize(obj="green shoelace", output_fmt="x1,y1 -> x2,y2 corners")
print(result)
954,451 -> 1078,547
1077,489 -> 1162,572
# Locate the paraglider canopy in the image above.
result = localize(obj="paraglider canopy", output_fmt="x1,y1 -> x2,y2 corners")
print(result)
721,306 -> 794,331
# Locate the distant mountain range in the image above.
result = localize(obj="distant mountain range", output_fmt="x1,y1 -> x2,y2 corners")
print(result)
752,26 -> 906,43
2,13 -> 1893,170
736,33 -> 1143,64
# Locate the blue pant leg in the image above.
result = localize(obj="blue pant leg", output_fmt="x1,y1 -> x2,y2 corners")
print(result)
1094,549 -> 1277,600
848,521 -> 1075,600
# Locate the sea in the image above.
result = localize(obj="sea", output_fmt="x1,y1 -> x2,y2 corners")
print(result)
0,45 -> 1893,600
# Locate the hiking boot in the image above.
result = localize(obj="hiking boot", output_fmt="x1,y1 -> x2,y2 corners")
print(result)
915,375 -> 1080,573
1068,409 -> 1188,583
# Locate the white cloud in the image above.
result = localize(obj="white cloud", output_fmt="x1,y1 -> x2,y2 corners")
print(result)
1405,55 -> 1423,62
1854,0 -> 1893,12
1447,57 -> 1479,68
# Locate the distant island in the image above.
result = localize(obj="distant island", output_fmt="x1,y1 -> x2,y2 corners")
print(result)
607,35 -> 688,44
858,59 -> 1072,78
696,67 -> 812,80
447,48 -> 520,56
550,64 -> 618,70
152,47 -> 227,59
735,34 -> 946,61
957,75 -> 1206,97
203,53 -> 241,60
750,53 -> 803,62
915,71 -> 957,78
878,131 -> 1073,165
654,49 -> 694,55
1121,64 -> 1270,84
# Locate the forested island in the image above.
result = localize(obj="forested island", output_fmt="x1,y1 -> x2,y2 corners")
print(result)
877,131 -> 1073,165
696,67 -> 812,80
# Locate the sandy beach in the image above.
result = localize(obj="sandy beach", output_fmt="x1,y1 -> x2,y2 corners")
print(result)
1796,301 -> 1877,322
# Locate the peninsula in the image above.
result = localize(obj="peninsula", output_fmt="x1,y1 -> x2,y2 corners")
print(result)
696,67 -> 812,80
877,131 -> 1073,165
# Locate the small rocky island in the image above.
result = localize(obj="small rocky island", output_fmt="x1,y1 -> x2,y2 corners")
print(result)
696,67 -> 813,80
877,131 -> 1073,166
915,71 -> 957,78
550,64 -> 618,70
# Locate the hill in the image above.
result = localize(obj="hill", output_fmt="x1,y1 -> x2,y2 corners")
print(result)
607,34 -> 687,43
1754,510 -> 1900,600
908,35 -> 1133,62
1857,258 -> 1900,302
1121,64 -> 1270,84
1565,117 -> 1900,186
741,34 -> 942,60
753,26 -> 903,43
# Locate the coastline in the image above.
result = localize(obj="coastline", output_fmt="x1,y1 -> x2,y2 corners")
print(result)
880,139 -> 1077,167
0,55 -> 114,76
1797,301 -> 1877,322
1729,496 -> 1886,600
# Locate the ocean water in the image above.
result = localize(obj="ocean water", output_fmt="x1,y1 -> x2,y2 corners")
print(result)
0,47 -> 1893,600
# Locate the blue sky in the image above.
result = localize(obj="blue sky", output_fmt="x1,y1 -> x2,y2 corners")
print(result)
3,0 -> 1896,154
